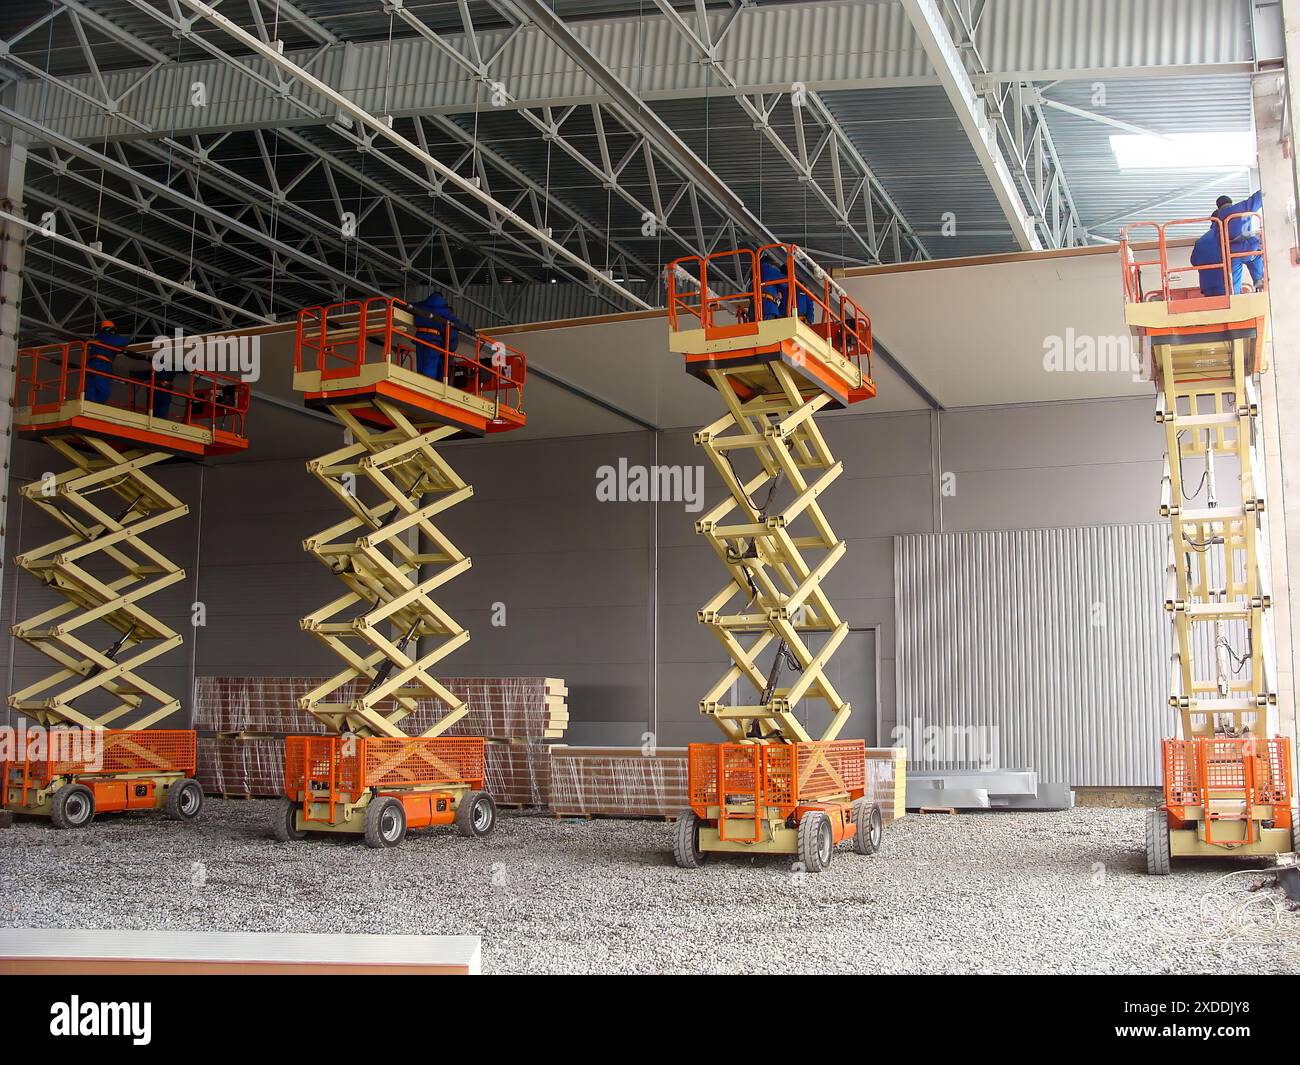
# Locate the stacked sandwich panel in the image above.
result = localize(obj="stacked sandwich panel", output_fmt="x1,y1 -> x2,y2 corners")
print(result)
194,676 -> 565,803
550,746 -> 689,818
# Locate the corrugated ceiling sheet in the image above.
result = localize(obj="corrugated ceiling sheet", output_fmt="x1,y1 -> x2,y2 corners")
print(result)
1043,74 -> 1254,237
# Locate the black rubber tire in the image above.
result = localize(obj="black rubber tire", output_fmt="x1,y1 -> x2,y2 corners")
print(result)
673,809 -> 706,869
454,790 -> 497,839
1146,808 -> 1171,875
271,797 -> 307,842
798,810 -> 834,873
363,796 -> 407,849
853,800 -> 884,855
164,777 -> 203,822
50,784 -> 94,830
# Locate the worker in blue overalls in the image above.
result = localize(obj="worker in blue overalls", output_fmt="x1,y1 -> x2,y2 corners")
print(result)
795,285 -> 817,326
129,360 -> 177,420
411,291 -> 475,383
1191,191 -> 1264,297
84,319 -> 131,404
757,250 -> 818,325
758,252 -> 790,320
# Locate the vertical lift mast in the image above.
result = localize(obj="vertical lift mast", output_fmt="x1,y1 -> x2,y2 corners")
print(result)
273,297 -> 527,848
2,340 -> 250,828
666,245 -> 885,872
1120,214 -> 1294,873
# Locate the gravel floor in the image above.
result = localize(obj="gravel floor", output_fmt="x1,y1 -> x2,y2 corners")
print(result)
2,801 -> 1299,974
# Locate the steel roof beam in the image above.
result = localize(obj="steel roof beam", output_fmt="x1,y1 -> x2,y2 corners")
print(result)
7,1 -> 1257,143
937,2 -> 1085,249
22,146 -> 350,310
650,0 -> 930,263
386,3 -> 722,263
24,185 -> 315,317
6,215 -> 274,328
1,9 -> 638,319
268,127 -> 630,315
0,103 -> 392,301
423,113 -> 655,280
507,0 -> 774,249
165,0 -> 652,311
900,0 -> 1040,250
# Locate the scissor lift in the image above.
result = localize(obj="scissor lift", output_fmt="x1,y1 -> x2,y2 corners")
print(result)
1120,214 -> 1294,873
2,340 -> 249,828
666,244 -> 884,872
273,296 -> 526,848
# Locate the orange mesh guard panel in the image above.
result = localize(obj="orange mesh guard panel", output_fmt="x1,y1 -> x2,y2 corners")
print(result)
1163,736 -> 1292,808
283,735 -> 485,801
688,740 -> 866,816
361,737 -> 485,790
3,729 -> 195,785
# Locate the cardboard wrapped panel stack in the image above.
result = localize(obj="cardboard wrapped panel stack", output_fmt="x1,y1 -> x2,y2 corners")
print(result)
486,744 -> 553,807
866,746 -> 908,823
193,678 -> 905,820
194,677 -> 317,798
403,678 -> 569,741
193,676 -> 566,803
193,676 -> 326,737
196,735 -> 284,798
550,746 -> 689,818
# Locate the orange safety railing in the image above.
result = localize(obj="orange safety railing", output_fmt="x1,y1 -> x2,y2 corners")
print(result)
283,734 -> 486,822
667,244 -> 873,380
1162,736 -> 1292,841
688,739 -> 867,819
294,296 -> 526,418
15,340 -> 250,440
1120,212 -> 1267,307
1,728 -> 196,809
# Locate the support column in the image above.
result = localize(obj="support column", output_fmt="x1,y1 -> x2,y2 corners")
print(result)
1254,69 -> 1300,743
0,130 -> 27,614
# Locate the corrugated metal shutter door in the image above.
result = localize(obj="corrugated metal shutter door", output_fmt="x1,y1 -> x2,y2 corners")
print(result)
895,524 -> 1168,786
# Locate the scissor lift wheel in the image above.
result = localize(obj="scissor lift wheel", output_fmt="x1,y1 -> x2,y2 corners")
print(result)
454,790 -> 497,838
364,796 -> 408,849
1145,809 -> 1171,876
853,800 -> 883,856
164,778 -> 204,821
798,811 -> 835,873
673,809 -> 706,869
50,784 -> 95,830
272,797 -> 307,843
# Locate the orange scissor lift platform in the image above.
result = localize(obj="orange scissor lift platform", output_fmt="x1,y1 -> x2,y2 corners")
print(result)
294,296 -> 525,437
666,245 -> 884,872
275,297 -> 525,847
3,342 -> 251,829
1120,214 -> 1296,871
